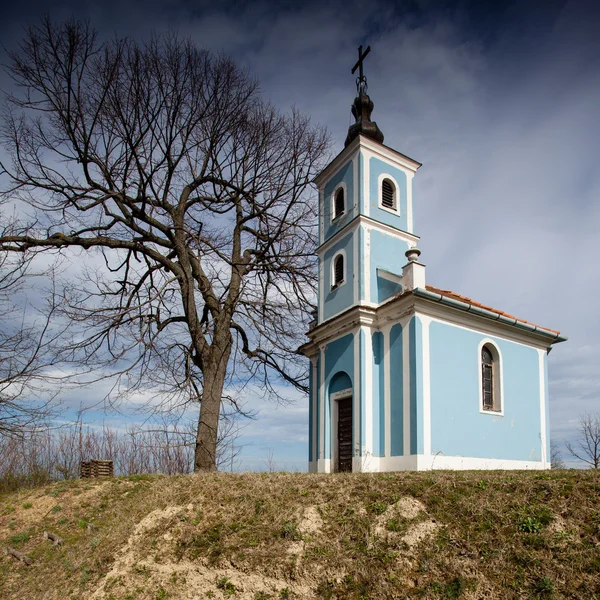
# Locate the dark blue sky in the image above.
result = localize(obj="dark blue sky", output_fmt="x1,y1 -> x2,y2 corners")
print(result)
1,0 -> 599,469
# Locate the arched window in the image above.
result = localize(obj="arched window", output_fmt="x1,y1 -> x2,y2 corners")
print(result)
334,187 -> 345,219
480,343 -> 502,413
332,253 -> 345,289
481,346 -> 494,410
381,178 -> 397,211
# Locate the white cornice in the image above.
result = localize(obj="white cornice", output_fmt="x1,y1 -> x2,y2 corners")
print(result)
299,288 -> 558,358
317,219 -> 359,255
317,214 -> 419,255
360,214 -> 420,244
303,305 -> 377,349
358,136 -> 422,173
314,134 -> 421,190
314,137 -> 360,189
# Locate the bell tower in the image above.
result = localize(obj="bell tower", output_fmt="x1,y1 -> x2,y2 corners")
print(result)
314,46 -> 422,326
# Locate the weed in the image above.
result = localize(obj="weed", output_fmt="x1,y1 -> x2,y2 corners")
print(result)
367,501 -> 387,515
216,577 -> 237,597
315,579 -> 335,599
254,593 -> 272,599
80,564 -> 90,585
386,518 -> 404,532
8,530 -> 31,545
279,588 -> 293,599
532,576 -> 554,598
51,504 -> 63,513
518,516 -> 544,534
444,576 -> 472,599
280,520 -> 301,540
156,587 -> 168,599
22,502 -> 32,509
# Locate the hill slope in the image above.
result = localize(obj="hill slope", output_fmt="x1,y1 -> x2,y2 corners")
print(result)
1,471 -> 599,599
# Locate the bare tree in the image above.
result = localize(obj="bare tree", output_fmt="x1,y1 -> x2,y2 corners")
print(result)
565,413 -> 600,469
0,18 -> 329,470
0,252 -> 64,437
550,440 -> 566,469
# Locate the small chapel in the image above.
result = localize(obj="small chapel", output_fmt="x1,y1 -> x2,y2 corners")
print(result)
299,46 -> 566,473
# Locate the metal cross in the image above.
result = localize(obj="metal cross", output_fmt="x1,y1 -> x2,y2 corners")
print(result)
351,45 -> 371,81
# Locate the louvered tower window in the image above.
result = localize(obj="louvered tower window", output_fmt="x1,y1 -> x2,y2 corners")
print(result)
381,179 -> 396,210
333,254 -> 344,287
482,346 -> 494,410
334,188 -> 345,219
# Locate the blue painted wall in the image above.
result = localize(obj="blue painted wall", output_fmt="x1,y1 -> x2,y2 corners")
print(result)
315,357 -> 321,461
308,362 -> 313,462
323,333 -> 355,460
323,161 -> 355,242
543,352 -> 550,461
368,228 -> 409,304
389,323 -> 404,456
372,331 -> 385,457
359,328 -> 366,456
409,317 -> 424,455
429,321 -> 542,461
367,156 -> 409,231
323,232 -> 354,320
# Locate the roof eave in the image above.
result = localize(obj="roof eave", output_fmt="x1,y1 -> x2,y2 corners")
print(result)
412,287 -> 567,344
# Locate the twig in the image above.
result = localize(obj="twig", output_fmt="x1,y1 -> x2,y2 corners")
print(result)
4,547 -> 33,565
43,531 -> 63,546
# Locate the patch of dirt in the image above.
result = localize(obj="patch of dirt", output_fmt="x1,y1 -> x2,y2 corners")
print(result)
297,505 -> 323,537
91,503 -> 314,599
402,519 -> 438,548
373,496 -> 426,537
394,497 -> 425,520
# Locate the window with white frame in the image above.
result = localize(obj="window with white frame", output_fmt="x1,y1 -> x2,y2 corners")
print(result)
331,181 -> 348,221
331,252 -> 345,289
480,343 -> 502,412
333,187 -> 345,219
380,177 -> 398,212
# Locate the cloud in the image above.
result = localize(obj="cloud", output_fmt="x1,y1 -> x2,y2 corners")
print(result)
1,0 -> 599,468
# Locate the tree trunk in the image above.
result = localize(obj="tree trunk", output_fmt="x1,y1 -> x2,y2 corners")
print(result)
194,339 -> 232,472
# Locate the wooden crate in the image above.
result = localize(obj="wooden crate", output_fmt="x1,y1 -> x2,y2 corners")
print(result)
80,460 -> 113,478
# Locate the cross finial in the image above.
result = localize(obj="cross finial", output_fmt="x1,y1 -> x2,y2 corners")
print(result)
351,45 -> 371,95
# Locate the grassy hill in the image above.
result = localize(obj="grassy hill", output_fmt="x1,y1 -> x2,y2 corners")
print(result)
1,470 -> 599,599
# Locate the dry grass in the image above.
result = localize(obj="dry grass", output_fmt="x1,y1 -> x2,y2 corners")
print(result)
1,470 -> 599,599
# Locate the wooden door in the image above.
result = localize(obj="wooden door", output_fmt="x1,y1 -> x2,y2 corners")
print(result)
337,397 -> 353,472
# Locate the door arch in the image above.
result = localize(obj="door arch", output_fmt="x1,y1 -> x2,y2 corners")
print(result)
329,371 -> 353,472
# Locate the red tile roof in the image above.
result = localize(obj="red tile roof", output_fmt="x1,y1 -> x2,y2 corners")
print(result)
424,285 -> 561,336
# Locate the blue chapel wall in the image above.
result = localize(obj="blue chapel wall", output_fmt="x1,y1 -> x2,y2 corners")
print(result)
323,232 -> 354,320
308,361 -> 313,463
367,228 -> 410,304
389,323 -> 404,456
410,317 -> 424,455
323,160 -> 355,242
366,155 -> 409,231
429,321 -> 543,461
323,333 -> 355,460
315,357 -> 321,461
543,353 -> 551,462
371,331 -> 385,457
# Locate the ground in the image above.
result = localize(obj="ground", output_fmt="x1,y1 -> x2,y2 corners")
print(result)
1,471 -> 599,599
